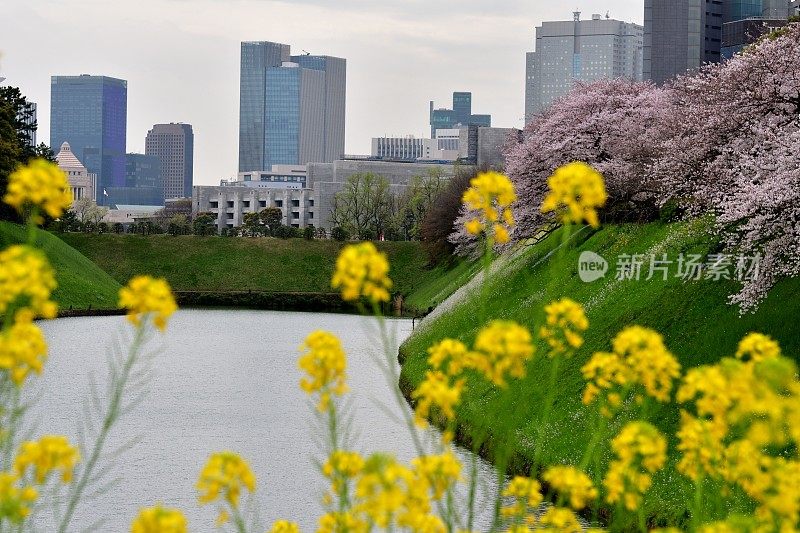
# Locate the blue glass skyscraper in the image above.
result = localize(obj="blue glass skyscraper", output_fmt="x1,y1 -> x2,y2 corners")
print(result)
238,42 -> 345,172
50,75 -> 127,204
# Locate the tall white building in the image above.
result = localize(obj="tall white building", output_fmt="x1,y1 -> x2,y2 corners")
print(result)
525,12 -> 644,121
55,142 -> 97,206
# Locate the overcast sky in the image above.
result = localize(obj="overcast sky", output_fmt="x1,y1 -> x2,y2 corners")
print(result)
1,0 -> 643,185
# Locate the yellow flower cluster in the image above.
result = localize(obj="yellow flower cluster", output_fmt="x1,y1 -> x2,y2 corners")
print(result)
542,465 -> 598,510
269,520 -> 300,533
675,335 -> 800,529
500,476 -> 542,519
735,332 -> 781,362
0,317 -> 48,386
196,451 -> 256,523
426,338 -> 471,376
462,171 -> 516,244
321,450 -> 458,532
539,298 -> 589,357
118,275 -> 177,332
331,242 -> 392,304
0,245 -> 58,321
4,159 -> 73,221
130,505 -> 188,533
540,162 -> 607,228
0,472 -> 37,524
15,435 -> 79,484
411,370 -> 464,427
534,506 -> 583,533
471,320 -> 535,387
582,325 -> 681,413
603,421 -> 667,511
298,330 -> 348,412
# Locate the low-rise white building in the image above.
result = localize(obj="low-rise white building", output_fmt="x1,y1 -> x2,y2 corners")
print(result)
193,185 -> 316,231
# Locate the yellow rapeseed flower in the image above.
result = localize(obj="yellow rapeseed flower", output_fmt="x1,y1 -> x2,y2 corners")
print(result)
540,162 -> 607,228
323,450 -> 365,496
130,505 -> 188,533
0,472 -> 37,524
197,451 -> 256,520
354,454 -> 414,528
317,511 -> 368,533
331,242 -> 392,304
604,421 -> 667,511
118,276 -> 177,332
539,298 -> 589,357
534,506 -> 583,533
500,476 -> 542,518
411,452 -> 462,501
612,326 -> 681,402
14,435 -> 79,484
735,332 -> 781,363
411,370 -> 465,427
0,317 -> 48,386
542,465 -> 599,510
298,331 -> 348,412
0,245 -> 58,321
581,351 -> 629,408
471,320 -> 535,387
269,520 -> 300,533
675,411 -> 726,481
4,159 -> 73,222
427,338 -> 472,376
461,171 -> 516,242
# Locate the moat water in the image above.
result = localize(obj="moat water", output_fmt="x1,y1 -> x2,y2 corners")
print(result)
32,310 -> 497,531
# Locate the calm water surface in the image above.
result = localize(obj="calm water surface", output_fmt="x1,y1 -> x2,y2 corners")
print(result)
32,310 -> 496,531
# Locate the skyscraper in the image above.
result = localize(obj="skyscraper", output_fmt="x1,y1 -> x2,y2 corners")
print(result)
238,41 -> 346,172
525,12 -> 643,120
50,75 -> 127,204
429,92 -> 491,137
643,0 -> 725,85
722,0 -> 793,58
145,123 -> 194,199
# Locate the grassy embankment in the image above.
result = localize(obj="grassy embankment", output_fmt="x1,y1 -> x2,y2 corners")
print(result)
60,233 -> 453,312
399,219 -> 800,525
0,221 -> 121,311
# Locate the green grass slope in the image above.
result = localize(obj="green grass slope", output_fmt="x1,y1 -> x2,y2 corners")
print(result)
60,233 -> 442,297
404,259 -> 480,313
399,219 -> 800,524
0,222 -> 121,310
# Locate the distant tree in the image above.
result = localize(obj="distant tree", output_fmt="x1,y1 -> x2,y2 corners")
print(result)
259,207 -> 283,233
330,172 -> 392,239
193,213 -> 216,236
33,142 -> 56,163
85,205 -> 109,230
273,224 -> 293,239
113,222 -> 124,234
314,227 -> 328,240
303,226 -> 315,240
419,167 -> 474,264
331,226 -> 349,242
394,167 -> 449,240
241,212 -> 263,236
167,214 -> 190,236
97,222 -> 109,234
0,87 -> 37,161
73,197 -> 94,226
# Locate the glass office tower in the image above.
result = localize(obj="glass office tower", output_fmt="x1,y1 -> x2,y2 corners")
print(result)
50,75 -> 127,204
238,41 -> 345,172
429,92 -> 491,137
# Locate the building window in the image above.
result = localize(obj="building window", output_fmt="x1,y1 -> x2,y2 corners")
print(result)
227,201 -> 234,208
275,200 -> 283,208
309,212 -> 314,219
226,213 -> 233,219
243,201 -> 250,208
291,199 -> 300,207
292,211 -> 300,219
291,223 -> 299,228
259,200 -> 267,208
209,201 -> 218,208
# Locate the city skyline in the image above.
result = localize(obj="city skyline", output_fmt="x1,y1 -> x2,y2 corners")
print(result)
0,0 -> 644,186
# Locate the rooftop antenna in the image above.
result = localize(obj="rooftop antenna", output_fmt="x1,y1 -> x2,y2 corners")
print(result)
301,49 -> 311,55
606,11 -> 611,19
573,10 -> 581,21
